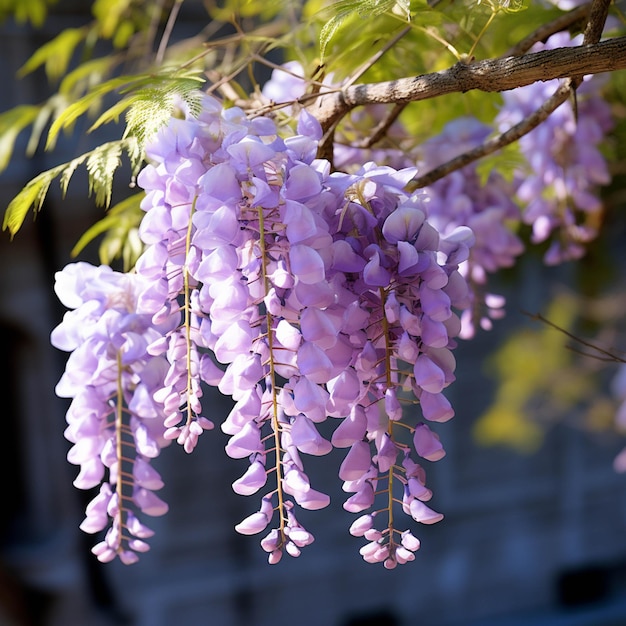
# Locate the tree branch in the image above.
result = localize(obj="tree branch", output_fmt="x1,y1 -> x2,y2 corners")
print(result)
406,79 -> 576,190
505,4 -> 591,57
406,0 -> 612,189
310,35 -> 626,138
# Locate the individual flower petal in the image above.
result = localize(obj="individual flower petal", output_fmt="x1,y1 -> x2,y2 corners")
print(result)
413,354 -> 446,393
413,423 -> 446,461
294,487 -> 331,510
339,440 -> 372,481
133,488 -> 169,517
297,341 -> 334,384
290,414 -> 333,456
349,514 -> 374,537
232,459 -> 268,495
225,421 -> 263,458
382,205 -> 426,244
375,432 -> 399,473
343,481 -> 375,513
289,244 -> 326,284
235,511 -> 270,535
420,390 -> 454,422
331,406 -> 368,448
409,499 -> 444,525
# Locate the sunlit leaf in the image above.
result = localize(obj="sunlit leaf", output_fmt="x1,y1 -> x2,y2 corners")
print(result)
92,0 -> 132,40
59,153 -> 89,197
86,142 -> 125,207
472,293 -> 597,452
45,75 -> 140,150
59,56 -> 117,97
2,167 -> 61,236
0,0 -> 56,27
3,138 -> 141,236
0,105 -> 40,172
318,0 -> 406,61
18,27 -> 87,82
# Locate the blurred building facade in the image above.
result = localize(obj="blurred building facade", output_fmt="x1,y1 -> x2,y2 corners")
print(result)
1,4 -> 626,626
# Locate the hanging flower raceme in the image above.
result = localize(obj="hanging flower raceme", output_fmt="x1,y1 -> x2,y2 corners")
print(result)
320,163 -> 474,567
51,262 -> 174,564
417,116 -> 524,339
51,93 -> 474,566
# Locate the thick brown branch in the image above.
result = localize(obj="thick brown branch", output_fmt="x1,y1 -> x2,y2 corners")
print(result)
311,36 -> 626,134
583,0 -> 611,45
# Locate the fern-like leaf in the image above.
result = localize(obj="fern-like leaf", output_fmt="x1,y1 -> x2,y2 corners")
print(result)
59,57 -> 117,97
18,26 -> 88,82
123,79 -> 204,145
86,141 -> 124,207
45,75 -> 143,150
319,0 -> 407,60
3,138 -> 141,237
2,166 -> 62,237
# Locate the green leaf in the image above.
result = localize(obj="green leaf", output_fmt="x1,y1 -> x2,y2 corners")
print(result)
122,78 -> 204,144
318,0 -> 405,60
25,94 -> 66,157
18,27 -> 87,82
86,141 -> 125,207
0,105 -> 40,172
59,56 -> 117,97
319,13 -> 349,62
2,166 -> 61,237
59,152 -> 89,197
88,96 -> 135,132
3,138 -> 141,237
92,0 -> 132,40
47,70 -> 205,151
0,0 -> 56,27
45,75 -> 142,150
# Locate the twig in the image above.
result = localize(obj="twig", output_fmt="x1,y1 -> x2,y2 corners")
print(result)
156,0 -> 184,66
405,78 -> 574,190
354,102 -> 407,149
524,311 -> 626,364
344,25 -> 413,88
583,0 -> 612,46
505,3 -> 592,57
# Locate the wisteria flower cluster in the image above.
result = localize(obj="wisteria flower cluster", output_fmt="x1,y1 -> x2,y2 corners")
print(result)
416,117 -> 525,338
262,64 -> 523,339
496,32 -> 614,265
52,93 -> 474,567
261,49 -> 613,338
51,264 -> 175,564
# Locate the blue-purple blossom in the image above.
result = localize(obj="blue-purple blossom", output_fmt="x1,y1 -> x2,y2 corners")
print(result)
52,90 -> 476,567
51,262 -> 172,563
417,116 -> 524,338
496,32 -> 613,266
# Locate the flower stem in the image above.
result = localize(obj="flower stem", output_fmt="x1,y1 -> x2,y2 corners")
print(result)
258,206 -> 286,539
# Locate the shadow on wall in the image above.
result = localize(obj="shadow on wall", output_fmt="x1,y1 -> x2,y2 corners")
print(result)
340,609 -> 400,626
